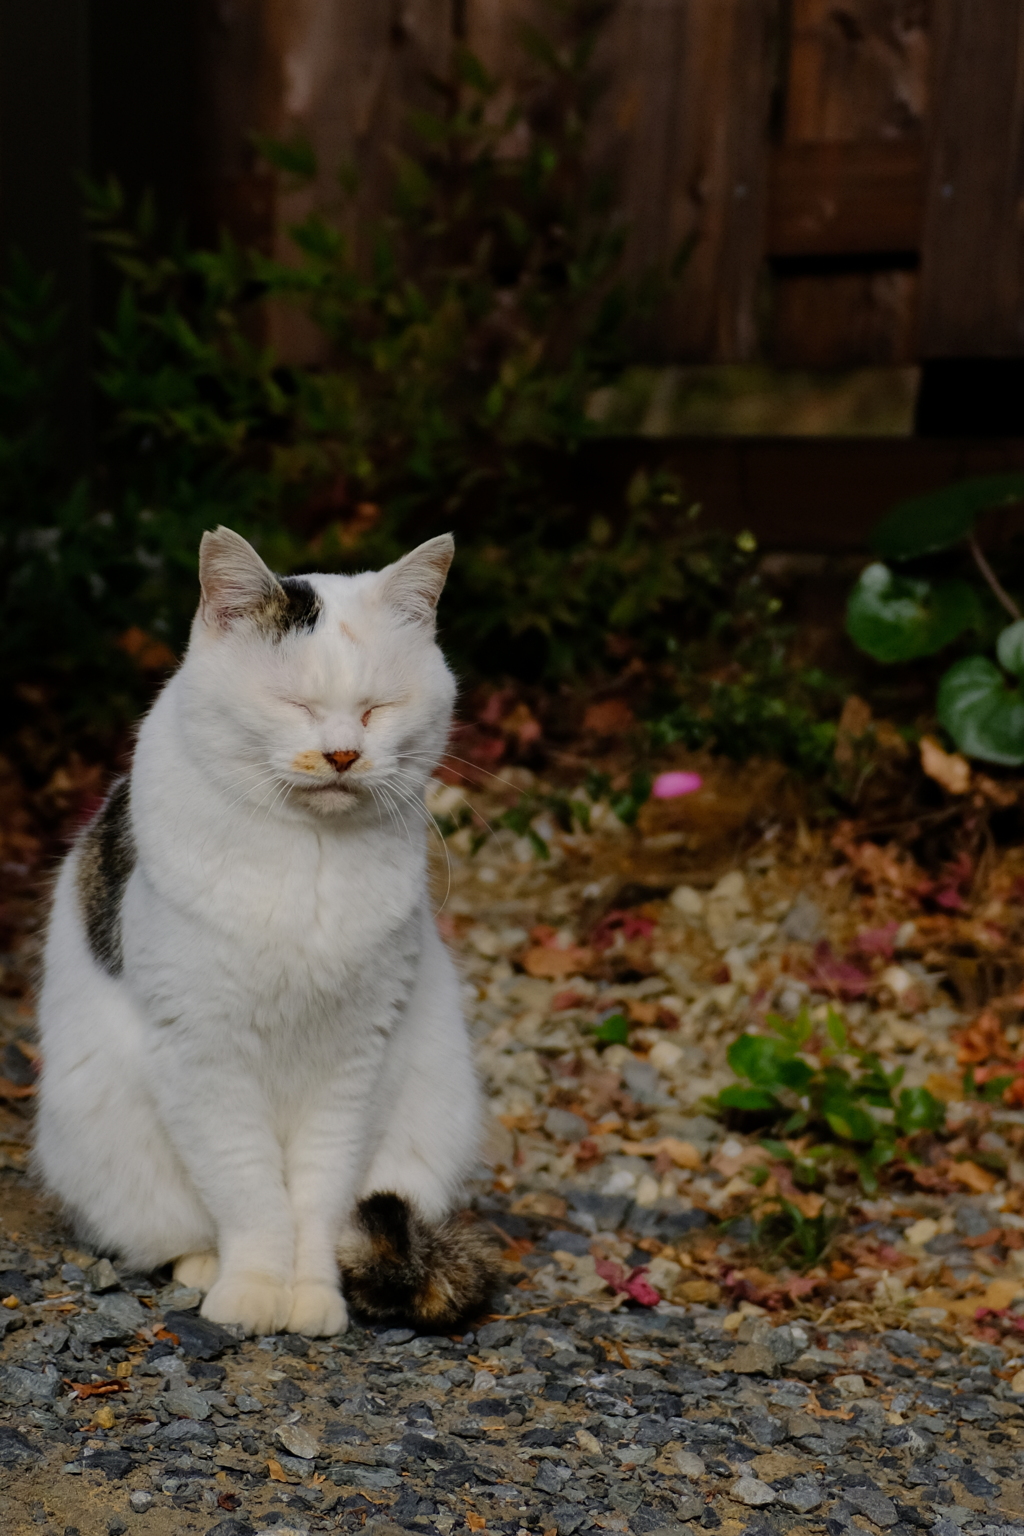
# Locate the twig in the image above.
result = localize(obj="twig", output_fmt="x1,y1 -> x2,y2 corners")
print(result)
969,533 -> 1022,621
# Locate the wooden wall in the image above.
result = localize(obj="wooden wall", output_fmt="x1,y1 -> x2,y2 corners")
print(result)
189,0 -> 1024,367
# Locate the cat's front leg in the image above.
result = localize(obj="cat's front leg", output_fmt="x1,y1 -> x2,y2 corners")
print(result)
147,1050 -> 296,1334
282,1095 -> 373,1336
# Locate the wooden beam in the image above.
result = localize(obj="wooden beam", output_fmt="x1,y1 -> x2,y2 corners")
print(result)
604,0 -> 780,362
919,0 -> 1024,357
767,141 -> 924,257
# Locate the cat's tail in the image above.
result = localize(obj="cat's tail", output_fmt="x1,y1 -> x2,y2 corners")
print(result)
339,1192 -> 500,1331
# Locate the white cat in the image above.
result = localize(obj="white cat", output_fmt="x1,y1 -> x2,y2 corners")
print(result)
34,528 -> 495,1337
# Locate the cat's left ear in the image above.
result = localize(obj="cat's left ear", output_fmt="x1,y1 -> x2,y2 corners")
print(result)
198,526 -> 281,629
377,534 -> 454,627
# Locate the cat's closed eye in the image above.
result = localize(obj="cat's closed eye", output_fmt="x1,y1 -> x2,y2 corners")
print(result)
361,702 -> 399,726
286,699 -> 315,718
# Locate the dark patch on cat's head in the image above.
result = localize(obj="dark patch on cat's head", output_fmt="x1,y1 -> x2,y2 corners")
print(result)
254,576 -> 323,641
77,777 -> 136,976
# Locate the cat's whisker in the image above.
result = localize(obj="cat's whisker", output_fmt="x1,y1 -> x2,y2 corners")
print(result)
379,777 -> 453,912
395,750 -> 529,797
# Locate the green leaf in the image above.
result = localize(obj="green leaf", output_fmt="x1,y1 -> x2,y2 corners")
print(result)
997,620 -> 1024,679
847,563 -> 978,662
822,1095 -> 878,1143
717,1085 -> 781,1112
727,1034 -> 794,1089
825,1009 -> 848,1053
870,474 -> 1024,560
937,655 -> 1024,765
593,1012 -> 629,1044
895,1086 -> 946,1135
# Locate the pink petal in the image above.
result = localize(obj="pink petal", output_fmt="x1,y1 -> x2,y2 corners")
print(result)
652,771 -> 703,800
624,1269 -> 661,1307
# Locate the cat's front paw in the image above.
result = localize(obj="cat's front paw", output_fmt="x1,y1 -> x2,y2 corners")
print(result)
201,1272 -> 292,1335
286,1280 -> 348,1337
173,1251 -> 219,1293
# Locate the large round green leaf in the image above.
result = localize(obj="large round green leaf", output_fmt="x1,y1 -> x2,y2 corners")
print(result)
996,619 -> 1024,679
937,655 -> 1024,765
870,474 -> 1024,561
846,563 -> 978,662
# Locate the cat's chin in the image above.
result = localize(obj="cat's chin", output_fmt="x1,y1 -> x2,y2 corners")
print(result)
293,780 -> 361,816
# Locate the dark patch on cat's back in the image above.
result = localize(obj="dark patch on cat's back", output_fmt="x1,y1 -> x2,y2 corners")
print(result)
76,777 -> 136,976
259,575 -> 322,639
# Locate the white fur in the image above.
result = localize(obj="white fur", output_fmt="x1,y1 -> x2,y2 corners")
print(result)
35,532 -> 481,1336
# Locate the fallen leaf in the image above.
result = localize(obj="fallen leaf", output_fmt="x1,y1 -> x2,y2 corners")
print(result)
618,1136 -> 702,1169
948,1160 -> 998,1194
64,1379 -> 129,1399
510,1192 -> 566,1219
807,941 -> 872,999
116,626 -> 178,672
466,1513 -> 487,1531
920,735 -> 971,795
582,699 -> 635,736
956,1008 -> 1016,1066
676,1277 -> 722,1305
521,946 -> 594,979
217,1493 -> 241,1512
267,1457 -> 300,1484
925,1072 -> 965,1103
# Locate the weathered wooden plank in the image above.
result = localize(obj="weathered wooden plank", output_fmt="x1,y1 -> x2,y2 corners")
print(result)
771,0 -> 928,368
771,268 -> 918,366
784,0 -> 930,145
919,0 -> 1024,356
602,0 -> 780,361
768,141 -> 924,256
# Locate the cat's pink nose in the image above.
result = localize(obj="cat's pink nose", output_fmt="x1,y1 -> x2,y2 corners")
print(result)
324,749 -> 360,773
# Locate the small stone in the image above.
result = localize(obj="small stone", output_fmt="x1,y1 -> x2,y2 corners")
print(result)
234,1393 -> 265,1413
781,892 -> 824,943
128,1490 -> 154,1512
377,1327 -> 416,1345
670,1449 -> 706,1479
0,1364 -> 60,1405
475,1320 -> 515,1348
670,885 -> 704,917
545,1108 -> 589,1142
87,1258 -> 121,1292
92,1405 -> 117,1430
845,1487 -> 898,1528
161,1309 -> 237,1360
764,1323 -> 806,1365
730,1476 -> 776,1507
834,1373 -> 869,1398
779,1481 -> 824,1513
276,1422 -> 319,1460
164,1384 -> 211,1421
472,1369 -> 497,1391
535,1460 -> 569,1494
727,1343 -> 779,1377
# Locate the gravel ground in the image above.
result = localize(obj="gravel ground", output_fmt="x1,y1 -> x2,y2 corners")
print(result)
3,771 -> 1024,1535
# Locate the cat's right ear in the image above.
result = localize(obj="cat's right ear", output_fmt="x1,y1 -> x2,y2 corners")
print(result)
198,527 -> 280,629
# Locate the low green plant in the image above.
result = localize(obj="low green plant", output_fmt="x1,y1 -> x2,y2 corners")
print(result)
750,1198 -> 840,1269
712,1009 -> 946,1194
592,1012 -> 630,1045
846,474 -> 1024,763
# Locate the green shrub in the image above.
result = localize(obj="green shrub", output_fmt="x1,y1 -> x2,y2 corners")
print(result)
845,475 -> 1024,764
711,1008 -> 946,1194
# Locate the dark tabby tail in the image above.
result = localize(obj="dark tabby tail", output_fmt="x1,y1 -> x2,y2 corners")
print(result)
340,1193 -> 500,1331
